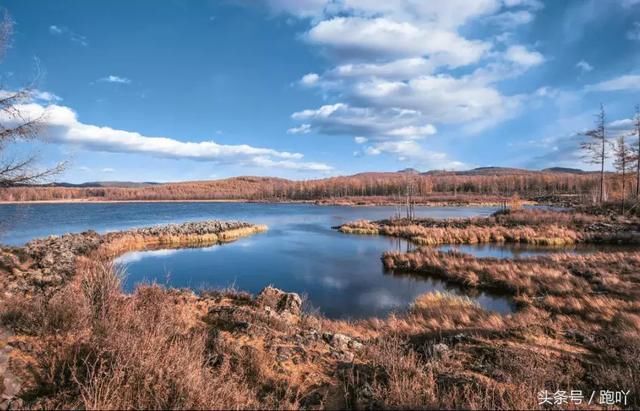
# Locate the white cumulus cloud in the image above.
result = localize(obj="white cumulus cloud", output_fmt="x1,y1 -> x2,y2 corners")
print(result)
504,45 -> 545,68
292,103 -> 438,140
307,17 -> 490,68
486,10 -> 535,28
33,90 -> 62,103
4,103 -> 332,172
287,124 -> 312,134
299,73 -> 320,86
585,74 -> 640,92
325,58 -> 434,81
262,0 -> 544,166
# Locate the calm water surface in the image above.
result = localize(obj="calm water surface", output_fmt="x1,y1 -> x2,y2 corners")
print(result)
0,202 -> 513,319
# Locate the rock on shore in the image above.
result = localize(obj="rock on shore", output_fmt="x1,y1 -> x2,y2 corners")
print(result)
0,221 -> 266,299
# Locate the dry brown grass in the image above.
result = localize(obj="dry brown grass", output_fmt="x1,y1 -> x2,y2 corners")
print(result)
335,208 -> 640,409
341,217 -> 584,246
340,208 -> 640,246
339,319 -> 585,410
2,259 -> 303,409
97,225 -> 268,257
339,337 -> 437,409
383,248 -> 595,295
3,256 -> 640,409
2,208 -> 640,409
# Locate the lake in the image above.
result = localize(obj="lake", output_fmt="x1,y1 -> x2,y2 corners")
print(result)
0,202 -> 513,319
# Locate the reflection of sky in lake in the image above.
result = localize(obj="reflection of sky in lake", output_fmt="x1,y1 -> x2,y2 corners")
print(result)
100,204 -> 512,319
117,249 -> 180,264
0,202 -> 515,319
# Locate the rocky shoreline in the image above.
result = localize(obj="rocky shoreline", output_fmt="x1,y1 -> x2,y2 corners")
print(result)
0,221 -> 267,300
0,220 -> 271,408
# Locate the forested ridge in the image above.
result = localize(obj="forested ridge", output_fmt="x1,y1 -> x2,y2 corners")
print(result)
0,169 -> 617,202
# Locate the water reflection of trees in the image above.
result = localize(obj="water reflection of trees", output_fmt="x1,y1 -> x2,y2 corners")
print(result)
390,237 -> 416,253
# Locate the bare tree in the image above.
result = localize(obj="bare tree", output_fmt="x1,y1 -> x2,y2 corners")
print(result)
613,134 -> 633,213
581,104 -> 609,204
0,10 -> 64,188
402,174 -> 415,220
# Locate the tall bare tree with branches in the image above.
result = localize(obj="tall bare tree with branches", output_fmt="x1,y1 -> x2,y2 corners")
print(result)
0,10 -> 64,188
613,134 -> 633,213
581,104 -> 609,204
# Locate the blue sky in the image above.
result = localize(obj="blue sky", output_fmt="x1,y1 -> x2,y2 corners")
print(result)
2,0 -> 640,182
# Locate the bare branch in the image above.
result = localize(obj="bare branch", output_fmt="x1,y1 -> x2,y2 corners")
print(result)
0,9 -> 64,187
579,104 -> 609,203
0,159 -> 67,187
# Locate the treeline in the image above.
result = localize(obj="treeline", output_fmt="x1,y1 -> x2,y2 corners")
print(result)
0,172 -> 606,202
268,172 -> 598,200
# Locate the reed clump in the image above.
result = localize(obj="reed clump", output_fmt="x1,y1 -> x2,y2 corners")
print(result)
340,208 -> 640,246
337,220 -> 380,235
383,248 -> 593,295
98,224 -> 268,257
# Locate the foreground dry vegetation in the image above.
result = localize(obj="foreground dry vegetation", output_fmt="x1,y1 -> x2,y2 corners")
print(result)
1,210 -> 639,409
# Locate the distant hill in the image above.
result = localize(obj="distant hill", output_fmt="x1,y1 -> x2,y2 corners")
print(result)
541,167 -> 586,174
422,166 -> 587,177
456,167 -> 534,176
3,167 -> 599,202
30,166 -> 589,190
397,168 -> 420,174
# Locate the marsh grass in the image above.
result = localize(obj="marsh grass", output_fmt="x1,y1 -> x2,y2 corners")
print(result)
336,208 -> 640,409
2,209 -> 640,409
383,248 -> 595,295
340,208 -> 640,246
98,225 -> 268,257
2,258 -> 303,409
3,255 -> 640,409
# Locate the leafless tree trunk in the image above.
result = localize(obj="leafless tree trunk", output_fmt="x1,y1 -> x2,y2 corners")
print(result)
580,104 -> 609,204
614,135 -> 632,213
0,10 -> 65,188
